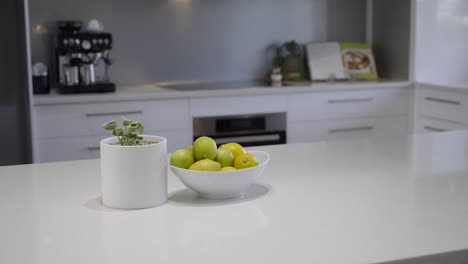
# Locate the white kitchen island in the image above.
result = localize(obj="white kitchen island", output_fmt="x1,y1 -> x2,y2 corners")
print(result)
2,131 -> 468,264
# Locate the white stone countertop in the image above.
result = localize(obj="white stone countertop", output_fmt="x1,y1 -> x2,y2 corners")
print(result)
2,131 -> 468,263
32,79 -> 411,106
416,81 -> 468,93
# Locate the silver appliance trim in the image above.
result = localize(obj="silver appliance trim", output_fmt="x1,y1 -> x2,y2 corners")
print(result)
193,112 -> 286,146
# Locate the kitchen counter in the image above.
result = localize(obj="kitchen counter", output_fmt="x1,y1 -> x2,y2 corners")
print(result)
33,79 -> 410,105
2,131 -> 468,263
417,81 -> 468,93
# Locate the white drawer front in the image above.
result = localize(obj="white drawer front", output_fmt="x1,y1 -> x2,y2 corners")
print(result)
190,95 -> 287,117
34,129 -> 192,163
34,99 -> 190,139
288,116 -> 409,144
415,117 -> 468,134
34,135 -> 105,163
289,88 -> 410,121
418,88 -> 468,124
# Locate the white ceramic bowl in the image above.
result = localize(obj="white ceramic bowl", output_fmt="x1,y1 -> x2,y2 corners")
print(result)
170,150 -> 270,199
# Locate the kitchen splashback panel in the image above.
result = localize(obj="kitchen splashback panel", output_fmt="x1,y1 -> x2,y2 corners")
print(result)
29,0 -> 366,85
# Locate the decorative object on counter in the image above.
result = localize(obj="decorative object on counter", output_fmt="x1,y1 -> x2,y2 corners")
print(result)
274,41 -> 307,82
171,149 -> 270,199
340,42 -> 378,79
270,67 -> 283,84
169,136 -> 270,199
55,20 -> 115,94
306,42 -> 346,81
86,19 -> 104,33
100,118 -> 167,209
32,62 -> 50,94
306,41 -> 378,81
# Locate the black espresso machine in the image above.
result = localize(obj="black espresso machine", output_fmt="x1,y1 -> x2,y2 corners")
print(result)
54,21 -> 115,94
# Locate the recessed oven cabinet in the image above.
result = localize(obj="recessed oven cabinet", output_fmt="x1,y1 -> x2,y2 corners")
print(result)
193,113 -> 286,147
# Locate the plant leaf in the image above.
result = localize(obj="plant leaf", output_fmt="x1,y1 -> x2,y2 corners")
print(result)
137,123 -> 144,134
122,117 -> 132,126
127,133 -> 137,139
127,122 -> 141,133
113,128 -> 124,136
102,121 -> 117,130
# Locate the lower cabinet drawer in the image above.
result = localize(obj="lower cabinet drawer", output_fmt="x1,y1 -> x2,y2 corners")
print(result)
418,88 -> 468,123
34,129 -> 192,163
34,136 -> 106,163
33,99 -> 190,139
288,116 -> 409,144
415,117 -> 468,134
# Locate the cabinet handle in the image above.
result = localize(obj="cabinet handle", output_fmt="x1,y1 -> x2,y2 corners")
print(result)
329,126 -> 374,133
87,146 -> 100,151
424,97 -> 460,105
86,110 -> 143,117
328,98 -> 374,104
424,126 -> 447,132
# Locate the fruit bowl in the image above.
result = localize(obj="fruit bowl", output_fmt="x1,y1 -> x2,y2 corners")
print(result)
169,150 -> 270,199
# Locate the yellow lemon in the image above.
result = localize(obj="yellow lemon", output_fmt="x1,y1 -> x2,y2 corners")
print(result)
221,166 -> 237,171
220,143 -> 245,159
234,153 -> 258,169
189,159 -> 221,171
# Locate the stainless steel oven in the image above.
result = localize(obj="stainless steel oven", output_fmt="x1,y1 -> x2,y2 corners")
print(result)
193,113 -> 286,147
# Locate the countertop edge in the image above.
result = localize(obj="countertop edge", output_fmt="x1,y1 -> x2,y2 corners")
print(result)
416,81 -> 468,93
33,80 -> 412,106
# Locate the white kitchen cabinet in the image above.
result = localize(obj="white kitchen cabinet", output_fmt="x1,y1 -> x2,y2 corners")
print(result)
190,95 -> 287,117
414,85 -> 468,134
33,99 -> 190,139
289,88 -> 410,122
34,135 -> 105,163
417,88 -> 468,124
32,85 -> 413,163
32,99 -> 191,163
415,117 -> 468,134
34,129 -> 191,163
288,87 -> 411,144
288,116 -> 409,144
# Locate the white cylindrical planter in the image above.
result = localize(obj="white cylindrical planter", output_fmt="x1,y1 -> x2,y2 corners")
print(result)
100,135 -> 167,209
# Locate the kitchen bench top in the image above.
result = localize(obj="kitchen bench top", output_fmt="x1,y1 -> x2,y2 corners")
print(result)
32,79 -> 411,105
417,81 -> 468,93
2,131 -> 468,263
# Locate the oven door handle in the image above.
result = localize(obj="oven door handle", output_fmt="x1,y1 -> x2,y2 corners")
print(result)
215,134 -> 281,145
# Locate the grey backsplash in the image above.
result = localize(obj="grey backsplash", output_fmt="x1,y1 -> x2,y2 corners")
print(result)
29,0 -> 366,86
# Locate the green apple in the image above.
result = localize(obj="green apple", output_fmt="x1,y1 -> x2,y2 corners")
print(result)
189,159 -> 221,171
215,148 -> 234,167
170,149 -> 195,169
193,136 -> 217,160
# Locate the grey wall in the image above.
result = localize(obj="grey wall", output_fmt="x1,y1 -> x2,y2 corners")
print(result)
29,0 -> 366,85
372,0 -> 411,80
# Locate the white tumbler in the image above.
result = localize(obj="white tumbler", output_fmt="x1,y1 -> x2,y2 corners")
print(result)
100,135 -> 167,209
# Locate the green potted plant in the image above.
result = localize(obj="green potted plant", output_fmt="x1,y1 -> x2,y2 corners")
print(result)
274,40 -> 306,82
100,118 -> 167,209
